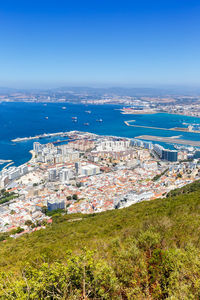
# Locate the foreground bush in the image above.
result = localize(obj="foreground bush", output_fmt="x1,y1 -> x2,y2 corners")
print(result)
0,250 -> 119,299
1,241 -> 200,299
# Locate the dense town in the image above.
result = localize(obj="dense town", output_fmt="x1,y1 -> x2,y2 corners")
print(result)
0,131 -> 199,237
1,88 -> 200,118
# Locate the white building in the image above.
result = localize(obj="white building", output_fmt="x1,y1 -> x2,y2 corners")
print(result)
96,140 -> 130,152
59,168 -> 74,183
80,164 -> 100,177
48,168 -> 57,181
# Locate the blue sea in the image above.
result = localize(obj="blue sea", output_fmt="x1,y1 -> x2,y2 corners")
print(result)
0,102 -> 200,169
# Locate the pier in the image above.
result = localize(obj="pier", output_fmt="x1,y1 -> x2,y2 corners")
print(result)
135,135 -> 200,147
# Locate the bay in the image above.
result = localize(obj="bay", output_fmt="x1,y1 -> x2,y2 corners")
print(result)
0,102 -> 200,168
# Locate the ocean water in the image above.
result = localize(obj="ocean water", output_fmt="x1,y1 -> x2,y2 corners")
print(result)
0,102 -> 200,168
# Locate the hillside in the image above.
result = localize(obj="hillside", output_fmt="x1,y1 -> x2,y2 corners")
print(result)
0,181 -> 200,299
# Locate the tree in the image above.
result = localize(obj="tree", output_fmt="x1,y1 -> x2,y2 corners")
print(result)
0,250 -> 119,299
72,194 -> 78,201
41,206 -> 48,215
138,230 -> 160,257
25,220 -> 33,227
10,227 -> 24,235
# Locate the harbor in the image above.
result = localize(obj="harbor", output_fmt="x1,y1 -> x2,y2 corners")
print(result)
1,102 -> 200,169
135,135 -> 200,147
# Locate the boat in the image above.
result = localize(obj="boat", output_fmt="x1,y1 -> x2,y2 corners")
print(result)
85,110 -> 91,114
96,119 -> 103,122
72,117 -> 77,120
84,123 -> 89,126
72,119 -> 77,122
62,106 -> 66,110
45,117 -> 49,119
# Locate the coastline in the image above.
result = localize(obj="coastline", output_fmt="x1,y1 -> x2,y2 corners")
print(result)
2,161 -> 14,170
1,102 -> 200,169
28,150 -> 35,164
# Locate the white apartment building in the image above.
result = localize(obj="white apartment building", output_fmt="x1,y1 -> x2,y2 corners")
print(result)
96,140 -> 130,152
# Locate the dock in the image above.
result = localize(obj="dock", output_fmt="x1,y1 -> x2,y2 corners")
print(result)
135,135 -> 200,147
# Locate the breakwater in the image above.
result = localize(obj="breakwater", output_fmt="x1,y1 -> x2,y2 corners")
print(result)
11,132 -> 69,143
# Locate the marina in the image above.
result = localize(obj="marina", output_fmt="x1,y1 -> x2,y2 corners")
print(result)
135,135 -> 200,147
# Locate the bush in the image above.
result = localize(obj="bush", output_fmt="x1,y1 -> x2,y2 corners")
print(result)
0,251 -> 119,299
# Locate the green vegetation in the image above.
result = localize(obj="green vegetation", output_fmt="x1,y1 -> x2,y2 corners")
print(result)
46,208 -> 66,217
67,194 -> 78,201
152,168 -> 169,182
10,227 -> 24,235
167,179 -> 200,197
0,232 -> 9,242
72,194 -> 78,200
177,172 -> 182,178
0,189 -> 18,205
25,220 -> 33,227
41,206 -> 66,217
0,181 -> 200,298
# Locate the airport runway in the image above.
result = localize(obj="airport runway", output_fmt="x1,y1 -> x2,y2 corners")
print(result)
135,135 -> 200,147
124,121 -> 200,134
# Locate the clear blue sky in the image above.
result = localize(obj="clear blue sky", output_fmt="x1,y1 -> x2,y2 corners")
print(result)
0,0 -> 200,88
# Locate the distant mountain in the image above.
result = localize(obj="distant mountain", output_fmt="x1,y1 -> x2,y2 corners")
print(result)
0,87 -> 19,93
1,85 -> 200,97
51,85 -> 200,97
